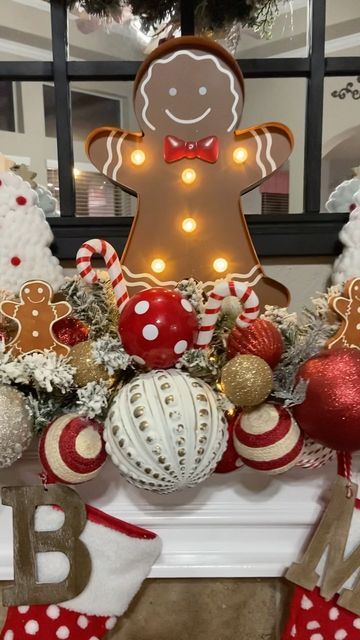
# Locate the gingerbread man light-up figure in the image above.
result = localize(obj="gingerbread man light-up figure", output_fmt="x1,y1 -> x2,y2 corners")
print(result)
86,37 -> 293,307
0,280 -> 72,357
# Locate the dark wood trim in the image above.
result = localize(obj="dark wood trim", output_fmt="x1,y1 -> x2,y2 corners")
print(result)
50,0 -> 76,217
49,214 -> 347,259
303,0 -> 326,214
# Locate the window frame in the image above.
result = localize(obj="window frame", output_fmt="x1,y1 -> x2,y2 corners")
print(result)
0,0 -> 357,259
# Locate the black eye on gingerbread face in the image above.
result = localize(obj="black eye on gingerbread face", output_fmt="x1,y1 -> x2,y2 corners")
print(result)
134,44 -> 244,139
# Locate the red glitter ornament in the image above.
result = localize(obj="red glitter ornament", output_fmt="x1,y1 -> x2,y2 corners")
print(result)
53,317 -> 89,347
214,412 -> 243,473
227,318 -> 283,369
293,348 -> 360,452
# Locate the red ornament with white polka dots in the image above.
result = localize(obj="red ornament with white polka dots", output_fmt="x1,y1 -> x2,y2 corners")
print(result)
118,287 -> 198,369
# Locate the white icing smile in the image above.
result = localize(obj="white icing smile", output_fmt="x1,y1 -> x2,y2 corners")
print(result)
27,296 -> 45,304
165,107 -> 211,124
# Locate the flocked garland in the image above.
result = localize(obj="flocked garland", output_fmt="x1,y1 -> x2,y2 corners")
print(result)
0,275 -> 342,434
53,0 -> 285,36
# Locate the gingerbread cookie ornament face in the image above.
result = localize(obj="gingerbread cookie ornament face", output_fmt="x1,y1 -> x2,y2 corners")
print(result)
21,282 -> 51,305
134,45 -> 244,138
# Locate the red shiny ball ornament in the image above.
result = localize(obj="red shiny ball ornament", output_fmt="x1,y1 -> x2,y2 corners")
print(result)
214,413 -> 243,473
118,288 -> 198,369
227,318 -> 283,369
293,348 -> 360,452
53,317 -> 89,347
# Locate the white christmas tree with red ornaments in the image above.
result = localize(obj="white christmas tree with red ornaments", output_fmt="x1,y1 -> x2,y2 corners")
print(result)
0,171 -> 64,294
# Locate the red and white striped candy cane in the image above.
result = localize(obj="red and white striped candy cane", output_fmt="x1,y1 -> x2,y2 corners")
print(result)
195,280 -> 260,349
76,239 -> 129,312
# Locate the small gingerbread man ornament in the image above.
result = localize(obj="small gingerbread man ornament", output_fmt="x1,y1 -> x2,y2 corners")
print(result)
327,278 -> 360,350
0,280 -> 72,357
86,36 -> 293,308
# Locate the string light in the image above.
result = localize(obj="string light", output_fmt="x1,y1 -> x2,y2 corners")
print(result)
182,217 -> 197,233
181,168 -> 197,184
131,149 -> 146,166
213,257 -> 228,273
73,168 -> 81,177
233,147 -> 248,164
151,258 -> 166,273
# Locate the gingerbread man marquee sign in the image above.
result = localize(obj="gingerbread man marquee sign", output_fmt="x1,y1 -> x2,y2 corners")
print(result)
87,36 -> 293,307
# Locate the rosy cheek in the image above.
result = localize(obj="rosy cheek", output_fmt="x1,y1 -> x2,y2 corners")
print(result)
11,256 -> 21,267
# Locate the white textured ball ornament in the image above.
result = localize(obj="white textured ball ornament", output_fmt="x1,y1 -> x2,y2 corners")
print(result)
39,413 -> 106,484
105,369 -> 228,493
233,402 -> 304,475
0,385 -> 33,468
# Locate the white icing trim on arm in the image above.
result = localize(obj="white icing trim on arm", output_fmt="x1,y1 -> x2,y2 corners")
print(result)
250,129 -> 267,178
264,128 -> 276,172
112,132 -> 128,181
103,131 -> 116,175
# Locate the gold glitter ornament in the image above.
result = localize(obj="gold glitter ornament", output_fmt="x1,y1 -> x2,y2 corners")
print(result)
68,341 -> 114,387
221,354 -> 273,407
0,385 -> 33,468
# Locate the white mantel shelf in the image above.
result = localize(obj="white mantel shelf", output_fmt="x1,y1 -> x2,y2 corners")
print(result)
0,447 -> 336,579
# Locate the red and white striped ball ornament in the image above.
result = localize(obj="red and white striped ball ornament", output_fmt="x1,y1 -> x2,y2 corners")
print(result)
39,413 -> 107,484
233,402 -> 304,475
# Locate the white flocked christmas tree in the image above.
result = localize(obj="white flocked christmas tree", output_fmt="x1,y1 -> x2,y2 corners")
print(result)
332,187 -> 360,285
0,171 -> 64,294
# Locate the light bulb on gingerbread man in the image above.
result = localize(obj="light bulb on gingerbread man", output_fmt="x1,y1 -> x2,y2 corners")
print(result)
86,36 -> 293,307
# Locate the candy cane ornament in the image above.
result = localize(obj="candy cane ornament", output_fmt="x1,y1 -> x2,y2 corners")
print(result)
196,280 -> 260,349
76,239 -> 129,312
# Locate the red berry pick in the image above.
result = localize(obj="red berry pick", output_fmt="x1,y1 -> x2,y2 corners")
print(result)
118,287 -> 198,369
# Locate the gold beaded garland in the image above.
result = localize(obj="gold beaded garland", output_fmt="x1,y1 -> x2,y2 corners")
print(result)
221,354 -> 273,407
68,341 -> 114,387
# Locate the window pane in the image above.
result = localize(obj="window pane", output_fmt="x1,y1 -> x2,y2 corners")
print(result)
0,0 -> 52,60
241,78 -> 306,214
197,1 -> 308,58
0,81 -> 59,216
71,81 -> 134,217
68,8 -> 148,61
321,77 -> 360,212
326,0 -> 360,57
44,85 -> 121,141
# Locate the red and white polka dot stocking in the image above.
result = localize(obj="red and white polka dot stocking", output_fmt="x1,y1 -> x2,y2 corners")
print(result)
282,586 -> 360,639
0,504 -> 161,640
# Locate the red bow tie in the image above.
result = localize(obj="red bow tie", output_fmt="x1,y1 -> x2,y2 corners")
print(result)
164,135 -> 219,163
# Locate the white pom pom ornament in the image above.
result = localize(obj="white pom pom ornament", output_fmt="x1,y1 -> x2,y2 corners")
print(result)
39,414 -> 106,484
105,369 -> 228,493
233,402 -> 304,474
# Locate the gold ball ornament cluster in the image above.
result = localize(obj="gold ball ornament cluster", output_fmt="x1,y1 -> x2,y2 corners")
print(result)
221,354 -> 273,407
0,385 -> 33,468
68,341 -> 113,387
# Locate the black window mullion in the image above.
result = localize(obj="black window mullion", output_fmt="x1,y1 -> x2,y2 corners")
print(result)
303,0 -> 326,213
180,0 -> 195,36
50,0 -> 75,217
